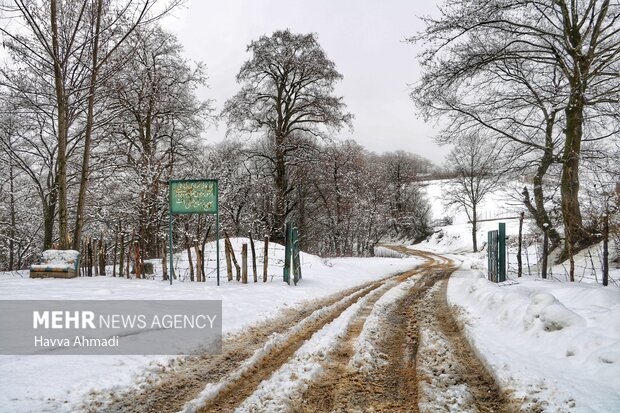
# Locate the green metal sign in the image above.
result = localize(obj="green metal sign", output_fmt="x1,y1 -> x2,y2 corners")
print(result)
169,180 -> 218,214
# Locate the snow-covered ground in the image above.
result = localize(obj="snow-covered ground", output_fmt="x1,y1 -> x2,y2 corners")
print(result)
2,181 -> 619,412
0,238 -> 421,413
448,261 -> 620,412
419,179 -> 620,412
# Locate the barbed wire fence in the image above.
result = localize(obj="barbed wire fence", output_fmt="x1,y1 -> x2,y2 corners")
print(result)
504,234 -> 619,286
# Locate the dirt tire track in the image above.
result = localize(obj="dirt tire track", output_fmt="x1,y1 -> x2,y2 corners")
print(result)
198,267 -> 428,413
295,248 -> 516,413
295,256 -> 449,412
87,248 -> 515,413
85,276 -> 399,413
430,278 -> 515,413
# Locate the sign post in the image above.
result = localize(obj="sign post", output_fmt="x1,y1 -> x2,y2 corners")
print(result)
168,179 -> 220,286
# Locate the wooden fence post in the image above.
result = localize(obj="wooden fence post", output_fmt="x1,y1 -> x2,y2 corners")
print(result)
194,239 -> 203,282
225,237 -> 233,281
249,233 -> 257,282
263,235 -> 269,282
225,233 -> 241,281
242,243 -> 248,284
283,223 -> 292,284
184,222 -> 194,282
134,240 -> 141,279
603,213 -> 609,286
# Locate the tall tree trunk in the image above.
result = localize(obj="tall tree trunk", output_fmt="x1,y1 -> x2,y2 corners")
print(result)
224,233 -> 241,281
93,238 -> 99,276
73,0 -> 103,250
98,236 -> 105,276
194,240 -> 202,282
561,91 -> 586,254
112,224 -> 118,277
241,243 -> 248,284
272,136 -> 287,243
119,231 -> 125,277
8,157 -> 16,270
559,8 -> 600,254
471,204 -> 478,252
201,225 -> 211,281
50,0 -> 69,249
162,237 -> 168,281
185,222 -> 194,282
225,238 -> 233,282
522,114 -> 562,251
129,228 -> 135,276
87,237 -> 93,277
42,200 -> 56,250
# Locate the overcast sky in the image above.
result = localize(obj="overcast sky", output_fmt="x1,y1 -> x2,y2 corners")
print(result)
163,0 -> 450,164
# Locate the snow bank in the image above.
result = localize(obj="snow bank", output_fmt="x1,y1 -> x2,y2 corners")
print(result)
448,265 -> 620,412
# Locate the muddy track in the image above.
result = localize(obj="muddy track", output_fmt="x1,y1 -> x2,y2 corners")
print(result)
198,268 -> 425,413
431,279 -> 514,412
295,253 -> 450,412
295,247 -> 514,413
86,265 -> 426,413
86,279 -> 381,413
88,248 -> 515,413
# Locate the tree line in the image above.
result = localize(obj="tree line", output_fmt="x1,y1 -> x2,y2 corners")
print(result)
0,8 -> 434,271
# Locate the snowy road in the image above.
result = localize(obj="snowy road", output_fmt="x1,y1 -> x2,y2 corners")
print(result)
88,248 -> 516,413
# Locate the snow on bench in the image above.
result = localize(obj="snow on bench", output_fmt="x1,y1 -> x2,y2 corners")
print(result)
30,250 -> 80,279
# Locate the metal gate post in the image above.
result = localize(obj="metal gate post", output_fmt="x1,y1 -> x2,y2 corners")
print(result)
498,222 -> 506,282
283,222 -> 292,284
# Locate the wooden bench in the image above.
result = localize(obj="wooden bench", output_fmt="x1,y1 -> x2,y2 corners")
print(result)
30,250 -> 80,279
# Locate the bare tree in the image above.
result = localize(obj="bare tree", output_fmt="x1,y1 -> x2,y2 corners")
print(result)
223,29 -> 352,242
444,135 -> 503,252
381,151 -> 433,240
102,24 -> 211,258
411,0 -> 620,254
0,0 -> 182,250
0,109 -> 44,267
